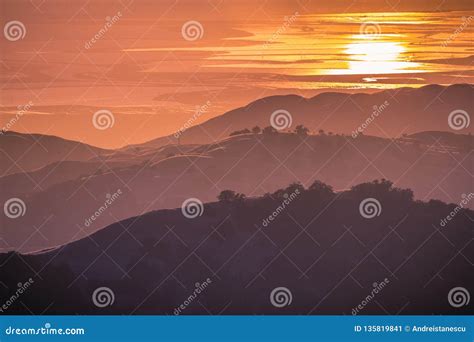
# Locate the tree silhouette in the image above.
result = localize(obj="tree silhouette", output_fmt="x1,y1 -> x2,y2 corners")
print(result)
218,190 -> 246,202
229,128 -> 251,136
262,126 -> 278,135
252,126 -> 261,134
295,124 -> 309,136
309,180 -> 335,197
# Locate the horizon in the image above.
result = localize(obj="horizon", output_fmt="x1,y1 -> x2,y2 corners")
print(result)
1,82 -> 472,149
0,82 -> 472,151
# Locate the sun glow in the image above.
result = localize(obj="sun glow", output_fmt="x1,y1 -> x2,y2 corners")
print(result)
331,41 -> 420,75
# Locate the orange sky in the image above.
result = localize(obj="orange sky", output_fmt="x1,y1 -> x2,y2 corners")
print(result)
0,0 -> 473,148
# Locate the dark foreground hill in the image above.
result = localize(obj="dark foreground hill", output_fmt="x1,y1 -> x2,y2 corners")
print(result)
0,180 -> 472,315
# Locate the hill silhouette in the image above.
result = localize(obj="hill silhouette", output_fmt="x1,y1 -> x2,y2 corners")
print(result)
2,130 -> 472,253
125,84 -> 474,150
0,131 -> 112,177
0,180 -> 471,315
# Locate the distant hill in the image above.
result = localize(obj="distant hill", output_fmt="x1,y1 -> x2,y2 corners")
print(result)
1,131 -> 472,253
0,180 -> 471,315
125,84 -> 474,150
0,131 -> 111,177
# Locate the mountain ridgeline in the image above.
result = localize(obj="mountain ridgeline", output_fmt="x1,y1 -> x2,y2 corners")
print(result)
1,130 -> 472,253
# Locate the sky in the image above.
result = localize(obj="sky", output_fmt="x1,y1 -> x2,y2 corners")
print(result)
0,0 -> 473,148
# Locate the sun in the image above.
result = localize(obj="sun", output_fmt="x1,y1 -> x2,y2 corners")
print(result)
343,41 -> 418,75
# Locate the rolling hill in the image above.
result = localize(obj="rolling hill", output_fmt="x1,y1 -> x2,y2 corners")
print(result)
0,180 -> 472,315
